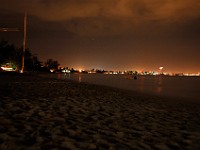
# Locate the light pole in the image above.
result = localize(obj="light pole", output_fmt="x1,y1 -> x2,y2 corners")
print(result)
21,12 -> 27,73
159,67 -> 164,75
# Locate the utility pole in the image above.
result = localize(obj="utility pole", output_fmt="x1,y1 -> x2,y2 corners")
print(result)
21,12 -> 27,73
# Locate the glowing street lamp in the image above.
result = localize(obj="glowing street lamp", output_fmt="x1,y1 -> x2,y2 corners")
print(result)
159,67 -> 163,70
159,67 -> 164,74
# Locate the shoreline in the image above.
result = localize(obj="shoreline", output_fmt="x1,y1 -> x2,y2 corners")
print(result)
0,72 -> 200,149
41,72 -> 200,104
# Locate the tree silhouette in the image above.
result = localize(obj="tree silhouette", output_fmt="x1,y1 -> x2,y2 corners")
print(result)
0,40 -> 43,71
0,40 -> 20,69
44,58 -> 60,72
1,40 -> 60,72
0,40 -> 15,63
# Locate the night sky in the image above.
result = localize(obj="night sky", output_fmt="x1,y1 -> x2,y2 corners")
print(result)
0,0 -> 200,73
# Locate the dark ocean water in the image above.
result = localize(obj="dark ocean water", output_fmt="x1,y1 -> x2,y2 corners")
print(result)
55,73 -> 200,101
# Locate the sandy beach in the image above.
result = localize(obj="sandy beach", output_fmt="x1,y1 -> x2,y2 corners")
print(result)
0,72 -> 200,150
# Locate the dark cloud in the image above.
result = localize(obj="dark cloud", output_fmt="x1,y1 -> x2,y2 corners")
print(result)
1,0 -> 200,23
1,0 -> 200,36
1,0 -> 200,37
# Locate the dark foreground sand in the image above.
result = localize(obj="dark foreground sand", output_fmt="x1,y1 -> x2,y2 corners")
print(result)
0,72 -> 200,150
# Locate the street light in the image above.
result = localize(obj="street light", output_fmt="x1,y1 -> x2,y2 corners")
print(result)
159,67 -> 164,75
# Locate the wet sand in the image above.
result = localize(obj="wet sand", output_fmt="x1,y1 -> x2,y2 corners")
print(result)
0,72 -> 200,149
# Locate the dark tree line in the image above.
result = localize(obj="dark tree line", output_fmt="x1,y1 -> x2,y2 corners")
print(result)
0,40 -> 60,72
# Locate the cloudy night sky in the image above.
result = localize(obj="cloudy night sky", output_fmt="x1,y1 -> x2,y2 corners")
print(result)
0,0 -> 200,73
